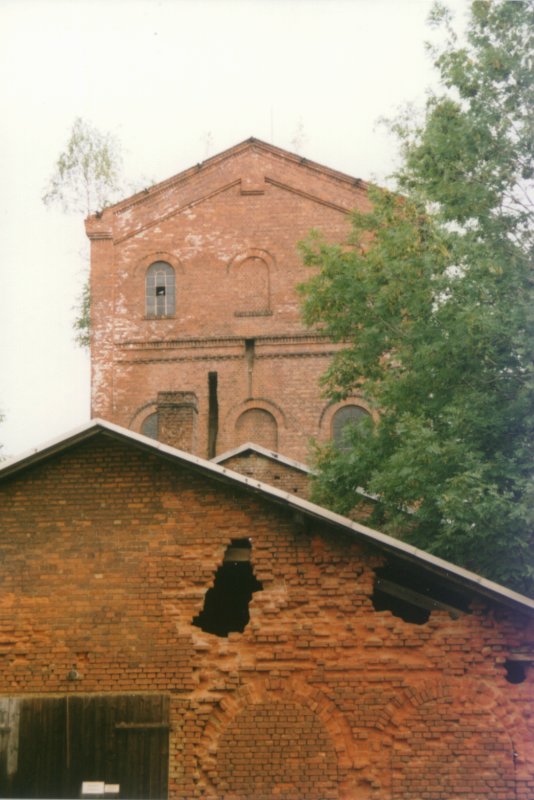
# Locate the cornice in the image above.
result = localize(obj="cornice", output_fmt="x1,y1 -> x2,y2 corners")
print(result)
118,333 -> 334,351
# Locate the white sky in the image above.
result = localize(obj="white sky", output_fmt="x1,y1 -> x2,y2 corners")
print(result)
0,0 -> 469,457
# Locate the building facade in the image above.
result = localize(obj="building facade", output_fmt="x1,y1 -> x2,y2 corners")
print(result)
86,139 -> 373,463
0,422 -> 532,800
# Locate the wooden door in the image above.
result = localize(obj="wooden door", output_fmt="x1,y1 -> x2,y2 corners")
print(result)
0,695 -> 169,799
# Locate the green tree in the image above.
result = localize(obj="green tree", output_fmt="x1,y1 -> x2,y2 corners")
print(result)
43,117 -> 124,215
300,0 -> 533,594
43,118 -> 126,347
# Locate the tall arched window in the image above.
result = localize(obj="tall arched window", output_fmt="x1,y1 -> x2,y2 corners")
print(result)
332,405 -> 371,450
146,261 -> 175,318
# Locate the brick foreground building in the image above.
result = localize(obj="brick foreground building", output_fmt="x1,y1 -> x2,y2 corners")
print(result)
0,421 -> 532,799
0,142 -> 533,799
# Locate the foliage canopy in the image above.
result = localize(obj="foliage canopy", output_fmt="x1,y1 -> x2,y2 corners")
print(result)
300,0 -> 533,594
43,118 -> 128,347
43,117 -> 124,216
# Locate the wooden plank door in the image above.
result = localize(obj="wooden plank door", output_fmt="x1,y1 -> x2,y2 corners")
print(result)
0,695 -> 169,799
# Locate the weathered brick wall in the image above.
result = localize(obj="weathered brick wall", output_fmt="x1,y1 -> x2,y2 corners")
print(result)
216,450 -> 311,498
0,435 -> 533,800
87,141 -> 371,464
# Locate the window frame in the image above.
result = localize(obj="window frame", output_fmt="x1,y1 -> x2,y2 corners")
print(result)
145,261 -> 176,319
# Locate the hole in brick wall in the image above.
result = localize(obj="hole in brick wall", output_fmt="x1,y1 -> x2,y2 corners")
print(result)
372,582 -> 431,625
504,660 -> 527,684
371,561 -> 472,625
192,539 -> 263,637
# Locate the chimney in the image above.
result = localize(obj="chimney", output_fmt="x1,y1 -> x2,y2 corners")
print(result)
156,391 -> 198,453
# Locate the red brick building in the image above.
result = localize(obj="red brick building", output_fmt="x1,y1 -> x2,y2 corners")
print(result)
2,142 -> 532,800
86,139 -> 375,463
0,421 -> 532,800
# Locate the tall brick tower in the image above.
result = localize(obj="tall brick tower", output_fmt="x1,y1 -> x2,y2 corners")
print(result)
86,139 -> 372,464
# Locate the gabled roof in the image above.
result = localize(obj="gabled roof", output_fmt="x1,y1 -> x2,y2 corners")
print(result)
212,441 -> 311,474
1,419 -> 533,616
85,138 -> 371,243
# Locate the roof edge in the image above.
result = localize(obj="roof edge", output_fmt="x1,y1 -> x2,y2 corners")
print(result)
86,137 -> 370,222
1,418 -> 533,615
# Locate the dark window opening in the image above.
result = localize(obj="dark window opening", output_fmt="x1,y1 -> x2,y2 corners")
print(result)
192,539 -> 262,637
155,285 -> 166,296
371,561 -> 472,625
504,660 -> 527,684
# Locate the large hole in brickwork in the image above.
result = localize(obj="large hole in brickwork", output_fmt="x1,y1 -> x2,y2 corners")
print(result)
372,561 -> 472,625
192,539 -> 263,637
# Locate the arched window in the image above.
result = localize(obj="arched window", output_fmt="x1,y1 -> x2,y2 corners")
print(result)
332,405 -> 371,449
141,412 -> 159,440
146,261 -> 175,318
236,408 -> 278,449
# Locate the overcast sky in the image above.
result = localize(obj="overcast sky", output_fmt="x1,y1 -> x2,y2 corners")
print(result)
0,0 -> 469,457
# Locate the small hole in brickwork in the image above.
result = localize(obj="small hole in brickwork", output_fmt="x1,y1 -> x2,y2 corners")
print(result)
192,539 -> 263,637
504,660 -> 527,684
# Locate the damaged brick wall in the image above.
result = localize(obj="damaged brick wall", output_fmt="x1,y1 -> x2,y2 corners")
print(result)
87,141 -> 371,464
0,435 -> 533,800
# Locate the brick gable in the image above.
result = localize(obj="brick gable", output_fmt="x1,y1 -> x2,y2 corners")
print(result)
0,426 -> 532,799
87,140 -> 372,464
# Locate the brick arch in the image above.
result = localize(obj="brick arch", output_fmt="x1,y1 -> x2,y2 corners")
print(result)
223,399 -> 287,454
319,396 -> 376,437
224,398 -> 287,429
198,678 -> 354,799
226,248 -> 276,274
129,402 -> 158,434
235,408 -> 278,450
132,250 -> 185,277
383,680 -> 524,800
319,397 -> 375,429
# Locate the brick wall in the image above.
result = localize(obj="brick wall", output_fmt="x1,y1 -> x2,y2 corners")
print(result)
0,434 -> 532,800
87,141 -> 372,464
216,450 -> 311,498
